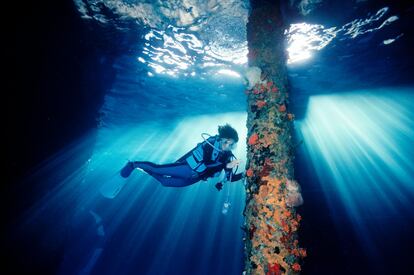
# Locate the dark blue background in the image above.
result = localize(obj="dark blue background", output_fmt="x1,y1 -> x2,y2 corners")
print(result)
5,0 -> 414,274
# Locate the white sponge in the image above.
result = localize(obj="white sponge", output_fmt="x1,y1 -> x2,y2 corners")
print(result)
244,66 -> 262,90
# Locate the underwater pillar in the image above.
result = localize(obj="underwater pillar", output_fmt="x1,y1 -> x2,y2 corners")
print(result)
243,0 -> 306,274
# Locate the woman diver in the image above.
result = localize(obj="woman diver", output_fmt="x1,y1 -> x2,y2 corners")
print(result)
120,123 -> 245,190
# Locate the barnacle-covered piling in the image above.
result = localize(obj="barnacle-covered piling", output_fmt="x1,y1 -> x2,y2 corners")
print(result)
243,1 -> 306,274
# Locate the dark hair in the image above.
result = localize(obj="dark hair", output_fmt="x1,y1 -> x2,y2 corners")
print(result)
218,124 -> 239,143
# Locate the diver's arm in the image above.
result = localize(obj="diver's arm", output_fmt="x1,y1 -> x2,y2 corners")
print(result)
205,162 -> 226,171
204,158 -> 239,171
225,169 -> 245,182
223,153 -> 244,182
232,171 -> 245,182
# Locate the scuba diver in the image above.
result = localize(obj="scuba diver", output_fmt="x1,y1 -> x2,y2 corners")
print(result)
120,124 -> 245,190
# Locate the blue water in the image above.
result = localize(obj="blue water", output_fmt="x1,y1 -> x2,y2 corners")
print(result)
6,1 -> 414,274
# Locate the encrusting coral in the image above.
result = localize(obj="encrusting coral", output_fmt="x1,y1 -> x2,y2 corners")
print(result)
243,1 -> 306,273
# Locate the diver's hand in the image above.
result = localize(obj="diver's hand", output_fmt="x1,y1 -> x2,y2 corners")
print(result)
226,159 -> 240,169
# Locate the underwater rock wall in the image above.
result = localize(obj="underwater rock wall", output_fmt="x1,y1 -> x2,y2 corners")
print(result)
243,1 -> 306,274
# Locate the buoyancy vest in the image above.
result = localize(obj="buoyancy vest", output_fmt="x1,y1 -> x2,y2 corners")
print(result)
185,135 -> 222,173
174,135 -> 235,180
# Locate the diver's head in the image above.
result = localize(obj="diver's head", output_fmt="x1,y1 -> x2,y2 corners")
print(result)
218,124 -> 238,151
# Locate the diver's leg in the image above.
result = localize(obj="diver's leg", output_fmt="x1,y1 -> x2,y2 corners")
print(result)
120,161 -> 136,178
121,161 -> 189,178
149,174 -> 199,187
133,161 -> 194,178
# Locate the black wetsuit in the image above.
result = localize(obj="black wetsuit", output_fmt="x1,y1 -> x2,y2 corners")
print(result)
134,135 -> 243,187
